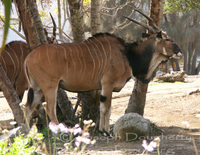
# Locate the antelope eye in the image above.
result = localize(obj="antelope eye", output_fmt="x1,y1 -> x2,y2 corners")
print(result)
165,39 -> 170,41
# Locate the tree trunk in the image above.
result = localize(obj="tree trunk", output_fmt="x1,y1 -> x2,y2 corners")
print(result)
149,0 -> 165,27
196,62 -> 200,75
57,0 -> 62,39
91,0 -> 100,35
126,0 -> 165,116
125,80 -> 148,115
15,0 -> 74,126
15,0 -> 48,49
185,42 -> 197,75
0,64 -> 24,124
57,88 -> 75,125
67,0 -> 102,124
78,0 -> 102,124
190,48 -> 197,75
67,0 -> 85,42
171,58 -> 180,71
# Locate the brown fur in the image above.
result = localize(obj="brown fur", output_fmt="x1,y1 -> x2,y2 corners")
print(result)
23,32 -> 182,132
0,41 -> 30,100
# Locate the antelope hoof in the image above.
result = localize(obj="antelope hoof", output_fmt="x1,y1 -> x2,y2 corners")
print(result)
99,129 -> 112,138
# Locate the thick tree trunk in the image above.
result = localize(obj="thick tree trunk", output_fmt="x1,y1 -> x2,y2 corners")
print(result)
15,0 -> 74,126
79,91 -> 100,122
67,0 -> 84,42
149,0 -> 165,27
15,0 -> 48,49
57,88 -> 75,124
126,0 -> 165,116
125,80 -> 148,115
0,64 -> 24,124
185,42 -> 197,75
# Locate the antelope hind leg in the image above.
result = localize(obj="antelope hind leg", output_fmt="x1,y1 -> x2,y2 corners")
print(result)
43,87 -> 59,125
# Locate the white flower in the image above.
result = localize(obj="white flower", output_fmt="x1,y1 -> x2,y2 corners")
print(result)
49,122 -> 59,134
142,140 -> 157,152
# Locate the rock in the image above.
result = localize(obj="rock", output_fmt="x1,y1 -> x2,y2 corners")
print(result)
113,113 -> 150,141
188,88 -> 200,95
154,71 -> 186,82
0,126 -> 21,142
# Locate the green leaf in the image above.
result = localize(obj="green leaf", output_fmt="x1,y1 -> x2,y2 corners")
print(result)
1,0 -> 11,53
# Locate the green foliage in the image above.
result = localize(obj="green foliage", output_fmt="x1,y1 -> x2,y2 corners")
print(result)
0,125 -> 44,154
1,0 -> 11,52
0,135 -> 34,155
164,0 -> 200,13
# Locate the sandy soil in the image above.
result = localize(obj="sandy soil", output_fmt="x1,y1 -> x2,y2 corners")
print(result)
0,75 -> 200,154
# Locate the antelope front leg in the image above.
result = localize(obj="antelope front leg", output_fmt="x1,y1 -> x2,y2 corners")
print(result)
99,89 -> 112,133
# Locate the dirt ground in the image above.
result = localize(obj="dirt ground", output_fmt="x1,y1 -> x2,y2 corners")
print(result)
0,75 -> 200,154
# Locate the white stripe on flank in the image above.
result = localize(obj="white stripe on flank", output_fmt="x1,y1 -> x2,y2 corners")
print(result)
54,45 -> 61,74
46,45 -> 53,70
81,42 -> 96,81
4,50 -> 16,83
104,34 -> 112,59
87,40 -> 101,82
19,44 -> 23,77
63,44 -> 76,77
76,44 -> 86,83
88,39 -> 104,80
8,44 -> 19,83
60,45 -> 69,76
1,56 -> 7,73
93,37 -> 107,73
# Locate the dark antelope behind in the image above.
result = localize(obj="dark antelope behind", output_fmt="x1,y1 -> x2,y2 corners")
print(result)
0,13 -> 57,101
0,41 -> 30,100
22,11 -> 182,133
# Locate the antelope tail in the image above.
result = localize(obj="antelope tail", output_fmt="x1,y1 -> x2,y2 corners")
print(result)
24,61 -> 34,107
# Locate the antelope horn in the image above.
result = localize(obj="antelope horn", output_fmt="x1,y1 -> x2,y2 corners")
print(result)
123,15 -> 155,33
134,9 -> 161,32
49,12 -> 57,38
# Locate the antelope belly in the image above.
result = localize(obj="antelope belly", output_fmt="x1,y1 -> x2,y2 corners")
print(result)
58,79 -> 101,92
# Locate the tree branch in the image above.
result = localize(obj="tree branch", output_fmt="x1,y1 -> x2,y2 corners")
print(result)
0,15 -> 26,40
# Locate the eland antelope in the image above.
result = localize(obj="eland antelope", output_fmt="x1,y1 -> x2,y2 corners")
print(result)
0,41 -> 30,100
22,12 -> 182,133
0,13 -> 57,101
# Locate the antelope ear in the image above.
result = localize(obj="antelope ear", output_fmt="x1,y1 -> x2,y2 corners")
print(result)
142,33 -> 150,38
157,31 -> 162,39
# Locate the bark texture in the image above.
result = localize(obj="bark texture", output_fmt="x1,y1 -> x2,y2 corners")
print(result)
15,0 -> 48,49
125,80 -> 148,116
91,0 -> 100,35
149,0 -> 165,27
126,0 -> 165,116
67,0 -> 84,42
0,64 -> 24,124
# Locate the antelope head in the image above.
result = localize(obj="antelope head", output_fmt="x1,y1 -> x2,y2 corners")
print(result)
124,9 -> 182,60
